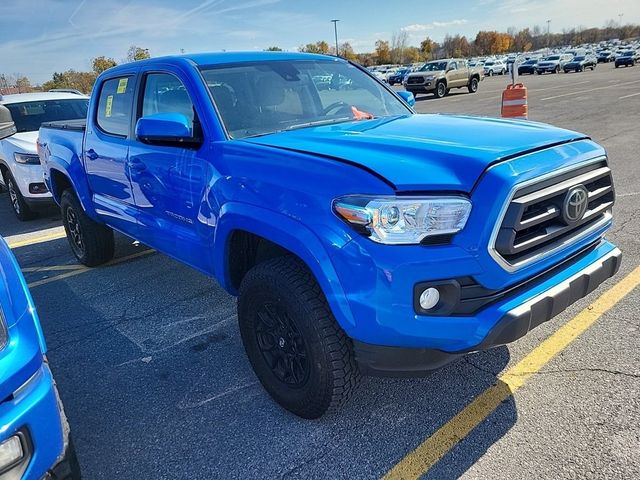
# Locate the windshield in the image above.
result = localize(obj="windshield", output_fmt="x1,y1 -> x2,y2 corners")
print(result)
484,61 -> 494,66
200,60 -> 410,139
574,56 -> 585,61
524,60 -> 537,65
5,99 -> 88,133
420,61 -> 448,71
546,56 -> 560,61
621,51 -> 633,57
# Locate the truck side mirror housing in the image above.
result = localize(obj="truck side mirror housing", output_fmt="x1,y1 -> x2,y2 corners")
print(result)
135,113 -> 200,147
397,91 -> 416,107
0,104 -> 16,141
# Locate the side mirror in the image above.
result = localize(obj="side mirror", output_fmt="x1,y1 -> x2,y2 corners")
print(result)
0,104 -> 16,141
397,90 -> 416,107
135,113 -> 199,147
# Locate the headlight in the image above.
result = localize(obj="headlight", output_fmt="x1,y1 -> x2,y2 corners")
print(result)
333,195 -> 472,245
0,306 -> 7,351
425,75 -> 435,80
14,153 -> 41,165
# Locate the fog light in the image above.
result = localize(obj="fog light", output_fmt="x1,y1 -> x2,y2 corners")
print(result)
0,436 -> 23,471
29,182 -> 48,194
419,287 -> 440,310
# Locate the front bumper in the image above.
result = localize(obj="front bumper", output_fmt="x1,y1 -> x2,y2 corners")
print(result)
406,82 -> 436,93
0,363 -> 73,479
5,162 -> 52,201
356,246 -> 622,376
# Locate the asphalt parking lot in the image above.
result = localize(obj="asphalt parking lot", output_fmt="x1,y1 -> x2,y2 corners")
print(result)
2,62 -> 639,479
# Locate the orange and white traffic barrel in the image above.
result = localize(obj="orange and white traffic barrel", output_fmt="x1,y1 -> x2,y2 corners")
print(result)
501,83 -> 528,119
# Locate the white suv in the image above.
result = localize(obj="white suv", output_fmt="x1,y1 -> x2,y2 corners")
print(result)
0,92 -> 88,220
483,60 -> 507,76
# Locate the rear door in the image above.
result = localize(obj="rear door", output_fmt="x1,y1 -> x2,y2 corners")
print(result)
447,61 -> 464,87
84,71 -> 138,230
127,68 -> 212,272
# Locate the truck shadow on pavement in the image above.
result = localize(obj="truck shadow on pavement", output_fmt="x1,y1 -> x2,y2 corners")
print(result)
28,250 -> 518,479
0,191 -> 62,238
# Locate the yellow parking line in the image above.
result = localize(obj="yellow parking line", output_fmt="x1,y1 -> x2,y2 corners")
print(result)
383,264 -> 640,480
7,229 -> 67,249
27,249 -> 154,288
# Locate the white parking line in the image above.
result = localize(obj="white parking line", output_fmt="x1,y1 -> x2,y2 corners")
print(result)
540,79 -> 640,101
619,92 -> 640,100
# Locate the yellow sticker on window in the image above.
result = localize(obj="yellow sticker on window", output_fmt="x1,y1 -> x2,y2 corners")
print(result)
105,95 -> 113,117
116,78 -> 128,94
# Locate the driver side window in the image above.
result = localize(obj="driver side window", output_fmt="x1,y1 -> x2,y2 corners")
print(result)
141,73 -> 194,129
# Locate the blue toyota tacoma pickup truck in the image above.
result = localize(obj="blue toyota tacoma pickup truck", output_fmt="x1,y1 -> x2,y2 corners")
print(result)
37,52 -> 621,419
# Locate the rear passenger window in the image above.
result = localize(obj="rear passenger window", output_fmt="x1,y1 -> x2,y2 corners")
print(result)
96,76 -> 134,136
141,73 -> 194,129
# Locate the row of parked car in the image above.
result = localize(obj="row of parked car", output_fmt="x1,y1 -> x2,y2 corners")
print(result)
366,39 -> 640,100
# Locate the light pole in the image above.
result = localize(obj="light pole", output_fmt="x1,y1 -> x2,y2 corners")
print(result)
331,19 -> 340,56
618,13 -> 624,26
546,19 -> 551,50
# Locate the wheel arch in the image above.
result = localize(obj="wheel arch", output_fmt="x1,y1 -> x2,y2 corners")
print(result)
214,202 -> 356,331
45,159 -> 98,218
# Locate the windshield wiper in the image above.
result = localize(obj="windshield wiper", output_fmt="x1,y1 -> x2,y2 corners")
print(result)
285,117 -> 356,131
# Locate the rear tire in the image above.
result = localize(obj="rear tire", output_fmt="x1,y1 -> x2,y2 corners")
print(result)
60,189 -> 114,266
2,169 -> 37,221
238,256 -> 360,419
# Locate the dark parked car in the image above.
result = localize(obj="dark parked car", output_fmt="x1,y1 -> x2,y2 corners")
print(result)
388,68 -> 410,86
597,51 -> 613,63
518,59 -> 538,75
564,55 -> 597,72
615,51 -> 637,67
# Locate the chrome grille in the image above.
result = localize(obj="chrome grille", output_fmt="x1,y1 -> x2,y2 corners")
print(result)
493,159 -> 614,267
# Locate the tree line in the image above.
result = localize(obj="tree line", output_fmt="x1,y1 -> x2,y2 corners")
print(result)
0,46 -> 150,95
298,22 -> 640,65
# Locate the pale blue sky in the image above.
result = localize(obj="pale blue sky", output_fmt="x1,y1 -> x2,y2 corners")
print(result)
1,0 -> 638,83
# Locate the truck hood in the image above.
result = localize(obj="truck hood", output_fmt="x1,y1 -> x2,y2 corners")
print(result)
243,114 -> 587,191
1,131 -> 38,153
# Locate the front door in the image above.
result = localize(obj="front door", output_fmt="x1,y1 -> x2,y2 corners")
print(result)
128,70 -> 212,272
84,73 -> 137,230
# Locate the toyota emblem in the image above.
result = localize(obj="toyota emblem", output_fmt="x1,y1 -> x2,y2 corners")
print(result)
562,185 -> 589,224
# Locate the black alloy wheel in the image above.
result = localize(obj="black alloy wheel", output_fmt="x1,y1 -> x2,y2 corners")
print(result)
255,303 -> 310,388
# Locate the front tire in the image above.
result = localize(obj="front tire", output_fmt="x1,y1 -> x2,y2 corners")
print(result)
2,169 -> 36,221
238,256 -> 360,419
434,81 -> 447,98
61,189 -> 114,266
468,77 -> 479,93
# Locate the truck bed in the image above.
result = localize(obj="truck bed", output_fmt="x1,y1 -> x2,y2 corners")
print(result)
40,119 -> 87,132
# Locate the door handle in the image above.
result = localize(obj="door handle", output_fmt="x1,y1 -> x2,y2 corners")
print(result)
128,158 -> 147,173
86,149 -> 98,160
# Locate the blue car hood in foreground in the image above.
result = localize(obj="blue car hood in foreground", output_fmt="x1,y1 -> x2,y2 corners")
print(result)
244,114 -> 588,191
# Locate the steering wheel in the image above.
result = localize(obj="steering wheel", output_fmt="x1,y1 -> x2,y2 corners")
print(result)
322,101 -> 350,116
